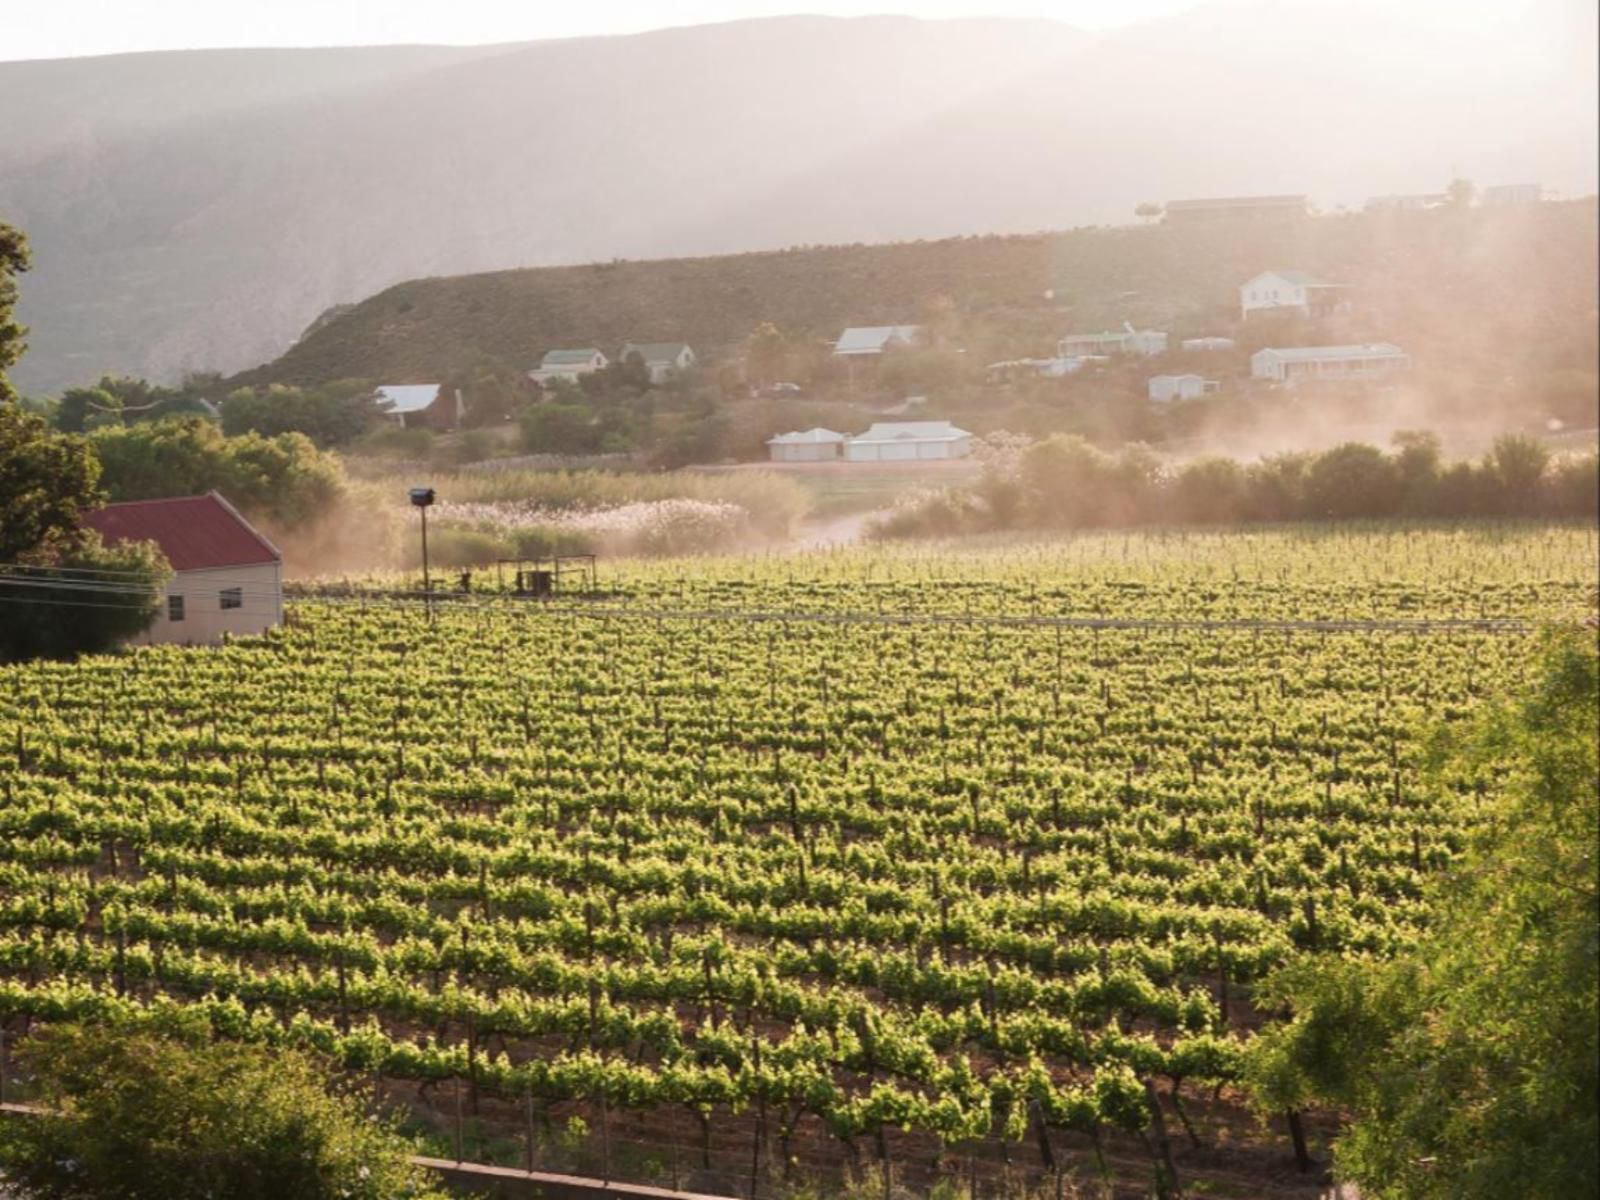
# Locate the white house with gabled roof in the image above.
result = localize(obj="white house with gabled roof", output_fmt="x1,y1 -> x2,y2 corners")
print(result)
530,348 -> 608,385
1240,271 -> 1348,320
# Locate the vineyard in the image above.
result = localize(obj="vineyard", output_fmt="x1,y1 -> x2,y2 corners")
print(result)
1,524 -> 1595,1197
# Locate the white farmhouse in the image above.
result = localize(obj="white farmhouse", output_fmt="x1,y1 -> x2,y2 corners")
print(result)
1057,327 -> 1168,357
1240,271 -> 1347,320
530,348 -> 608,385
1250,343 -> 1410,383
375,384 -> 464,430
619,342 -> 696,384
767,428 -> 847,462
82,492 -> 283,647
1148,374 -> 1218,403
833,326 -> 921,357
844,421 -> 974,462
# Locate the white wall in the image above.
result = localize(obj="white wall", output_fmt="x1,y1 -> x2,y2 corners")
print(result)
770,442 -> 838,462
135,562 -> 283,646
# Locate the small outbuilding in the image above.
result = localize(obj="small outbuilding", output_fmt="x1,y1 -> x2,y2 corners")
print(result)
375,384 -> 464,430
1250,343 -> 1410,383
843,421 -> 974,462
1180,336 -> 1236,352
833,326 -> 921,357
767,428 -> 847,462
619,342 -> 696,384
1148,374 -> 1218,403
81,492 -> 283,646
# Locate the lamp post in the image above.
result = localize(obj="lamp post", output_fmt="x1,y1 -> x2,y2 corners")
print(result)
409,486 -> 436,618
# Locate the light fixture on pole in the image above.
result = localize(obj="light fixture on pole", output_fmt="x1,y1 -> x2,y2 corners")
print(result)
409,486 -> 436,618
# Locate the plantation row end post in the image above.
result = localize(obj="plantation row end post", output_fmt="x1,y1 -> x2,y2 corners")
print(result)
410,485 -> 436,622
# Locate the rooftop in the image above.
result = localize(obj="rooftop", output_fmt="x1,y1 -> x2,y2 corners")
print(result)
1255,343 -> 1406,362
834,325 -> 921,355
767,428 -> 846,444
81,492 -> 280,573
1247,269 -> 1342,288
854,420 -> 972,443
1166,194 -> 1308,210
541,348 -> 604,366
375,384 -> 441,414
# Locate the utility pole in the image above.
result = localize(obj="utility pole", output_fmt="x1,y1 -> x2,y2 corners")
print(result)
409,486 -> 436,621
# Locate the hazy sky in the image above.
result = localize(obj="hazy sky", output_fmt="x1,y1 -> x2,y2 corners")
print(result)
0,0 -> 1206,61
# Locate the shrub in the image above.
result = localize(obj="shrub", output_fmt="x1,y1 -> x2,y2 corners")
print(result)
0,1023 -> 448,1200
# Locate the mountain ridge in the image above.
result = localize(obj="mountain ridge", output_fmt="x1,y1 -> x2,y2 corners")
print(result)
1,3 -> 1592,394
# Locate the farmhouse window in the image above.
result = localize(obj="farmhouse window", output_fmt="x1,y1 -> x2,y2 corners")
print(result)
168,595 -> 185,622
220,588 -> 242,610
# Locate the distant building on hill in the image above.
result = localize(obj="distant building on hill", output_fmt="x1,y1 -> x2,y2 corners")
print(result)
1481,183 -> 1542,206
530,348 -> 608,385
1057,326 -> 1168,357
1240,270 -> 1348,320
1251,343 -> 1409,383
766,428 -> 847,462
832,325 -> 921,357
81,492 -> 282,647
1365,193 -> 1447,211
1163,194 -> 1308,221
1181,336 -> 1236,352
375,384 -> 464,430
1148,374 -> 1218,403
843,420 -> 974,462
618,342 -> 696,384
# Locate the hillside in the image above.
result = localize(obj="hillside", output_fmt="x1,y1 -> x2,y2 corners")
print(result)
237,199 -> 1600,401
2,1 -> 1593,394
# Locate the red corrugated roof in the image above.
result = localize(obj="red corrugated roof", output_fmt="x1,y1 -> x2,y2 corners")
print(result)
81,492 -> 280,572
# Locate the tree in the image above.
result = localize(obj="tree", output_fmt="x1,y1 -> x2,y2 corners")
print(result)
0,402 -> 102,563
1486,432 -> 1550,514
1134,202 -> 1164,223
1446,177 -> 1476,208
90,417 -> 345,527
0,220 -> 29,404
1301,442 -> 1403,519
1245,629 -> 1599,1199
1392,429 -> 1442,513
0,533 -> 169,662
743,322 -> 790,389
54,385 -> 118,433
0,405 -> 169,659
0,1023 -> 449,1200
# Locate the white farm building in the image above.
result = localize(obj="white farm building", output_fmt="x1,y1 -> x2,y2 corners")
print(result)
767,428 -> 847,462
530,348 -> 608,385
1240,271 -> 1347,320
1057,328 -> 1168,358
1250,343 -> 1410,383
833,326 -> 922,357
1148,374 -> 1218,403
82,492 -> 283,647
375,384 -> 464,430
843,421 -> 974,462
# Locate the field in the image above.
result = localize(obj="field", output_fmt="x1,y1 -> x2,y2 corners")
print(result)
1,523 -> 1595,1197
